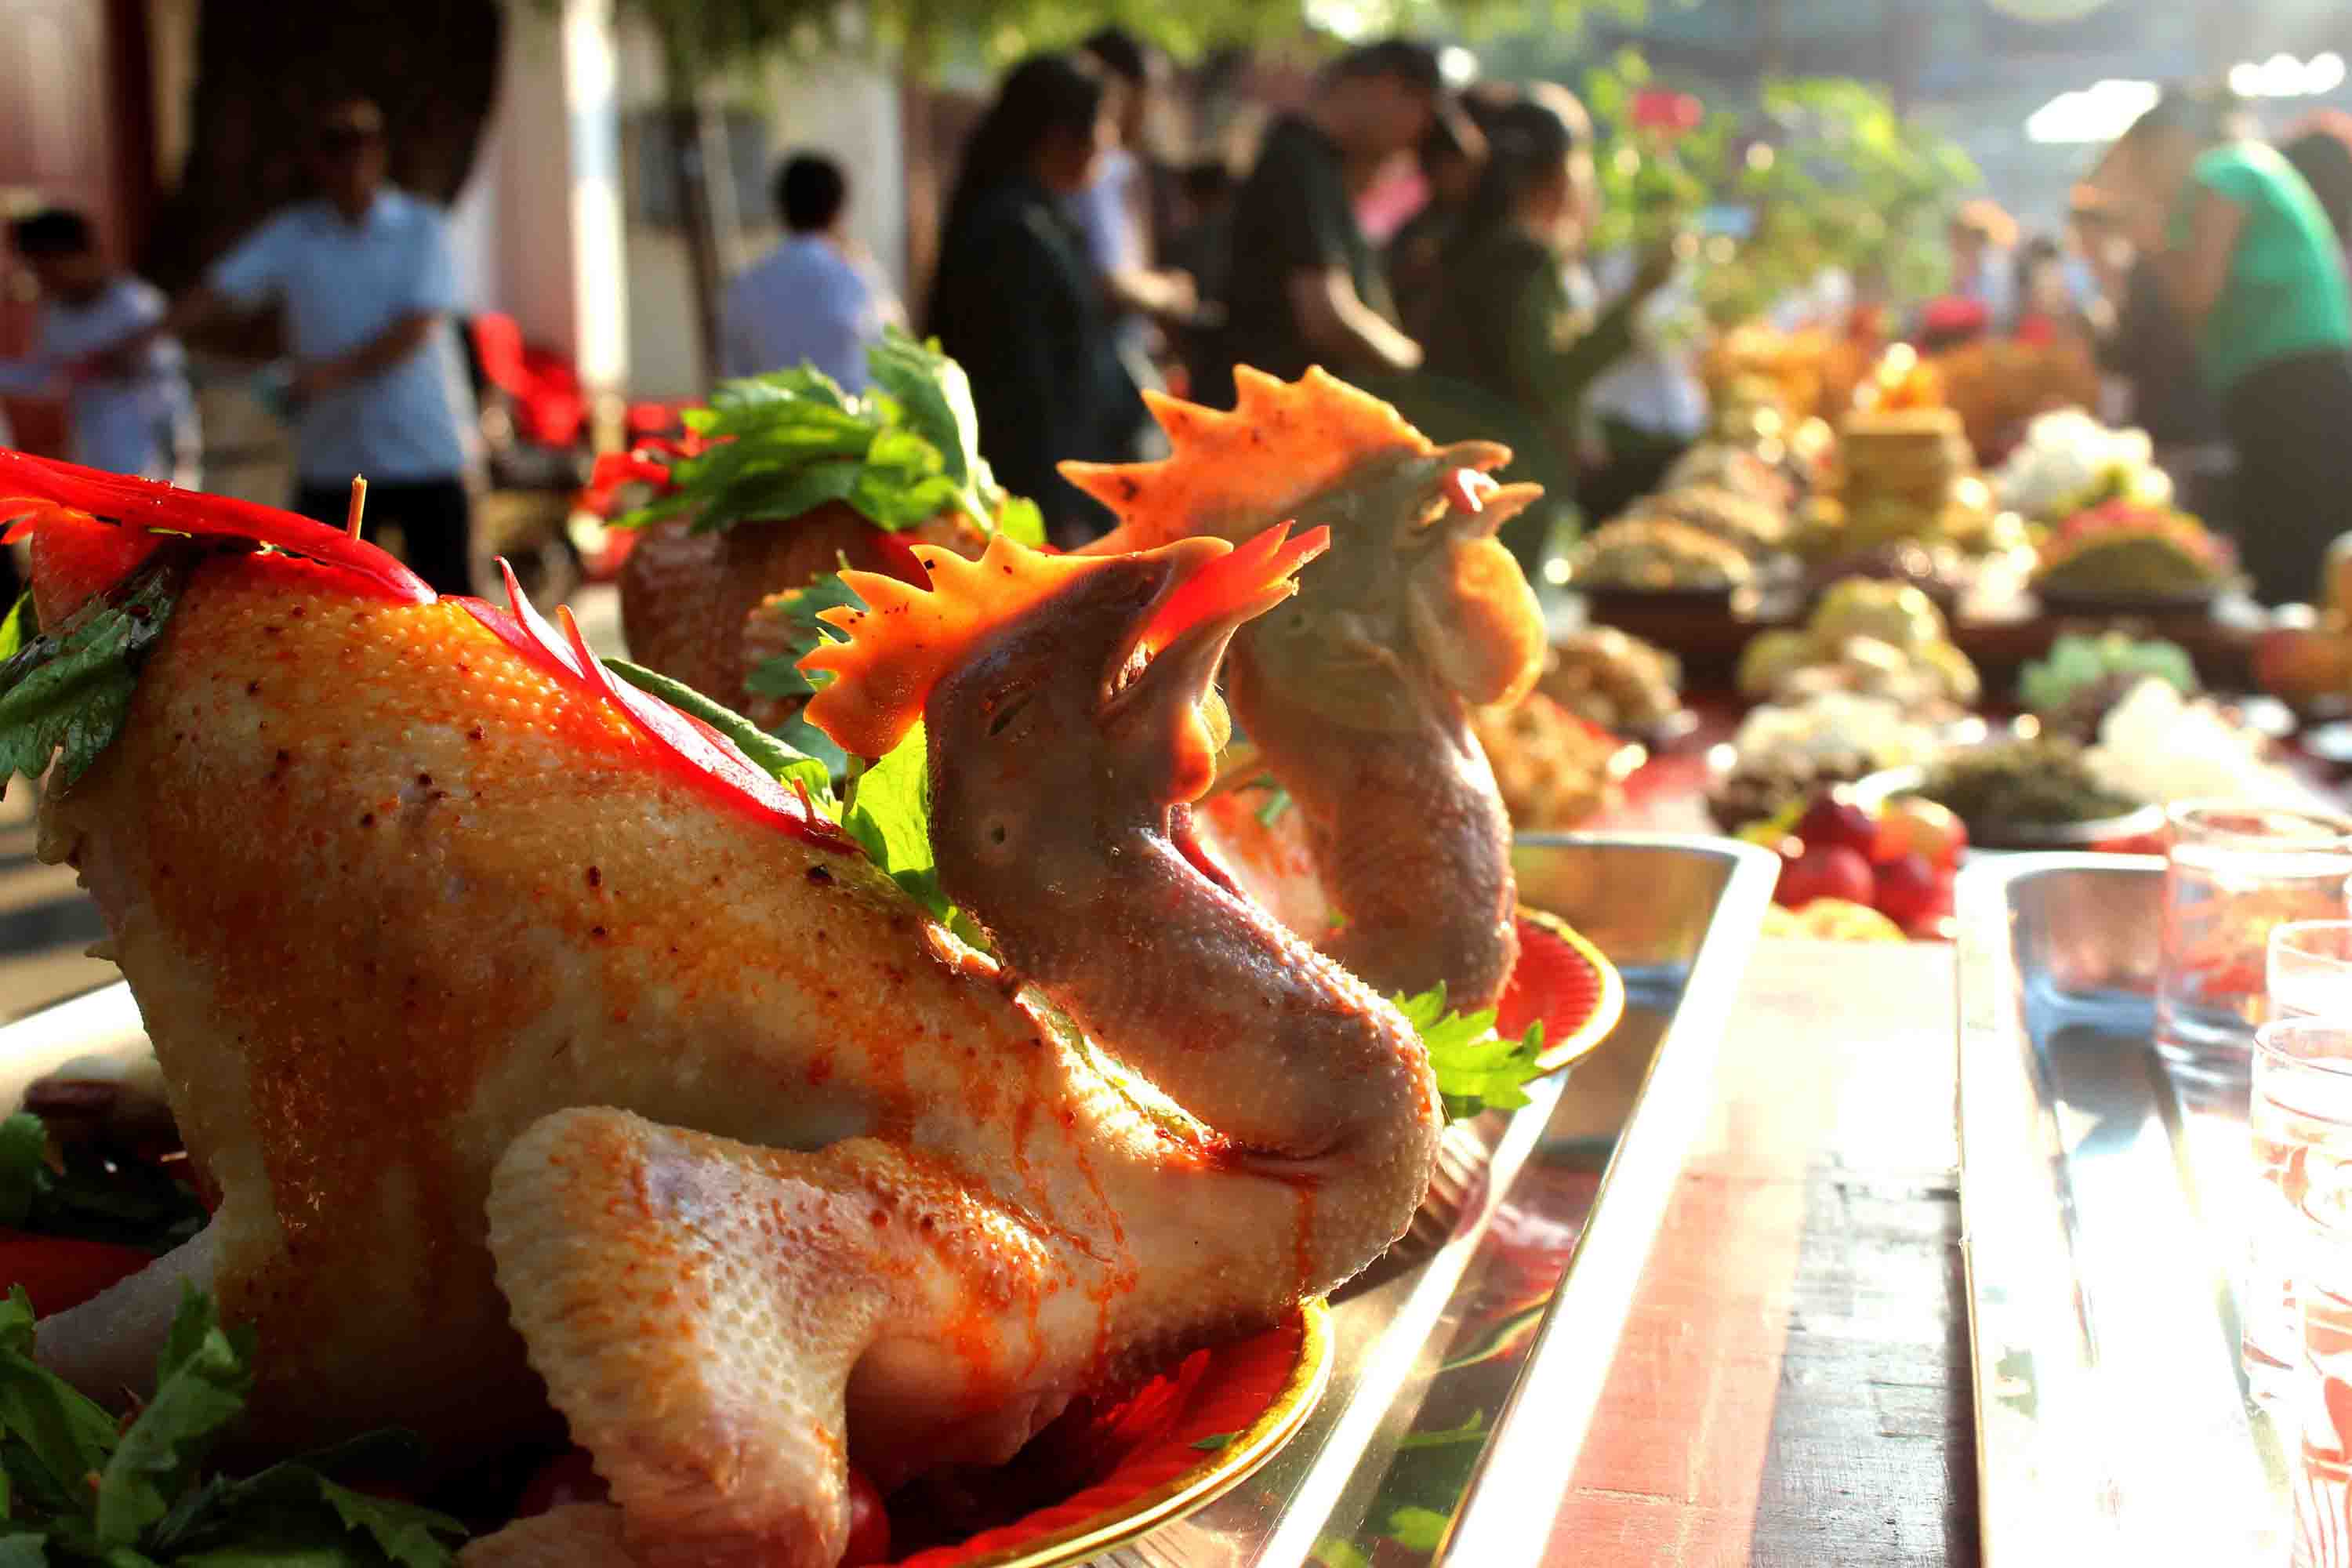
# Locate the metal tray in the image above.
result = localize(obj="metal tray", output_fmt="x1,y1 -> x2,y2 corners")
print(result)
0,835 -> 1777,1568
1957,853 -> 2289,1563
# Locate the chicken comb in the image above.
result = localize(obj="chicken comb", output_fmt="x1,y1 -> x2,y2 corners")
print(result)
798,532 -> 1125,760
1060,367 -> 1436,552
0,449 -> 432,603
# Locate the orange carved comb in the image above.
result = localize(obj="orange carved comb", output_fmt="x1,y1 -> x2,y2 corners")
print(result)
1060,368 -> 1436,553
800,525 -> 1327,760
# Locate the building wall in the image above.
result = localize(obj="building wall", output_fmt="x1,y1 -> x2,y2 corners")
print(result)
612,35 -> 906,401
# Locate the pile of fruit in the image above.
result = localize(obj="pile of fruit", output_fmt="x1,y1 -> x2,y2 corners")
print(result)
1992,408 -> 2174,524
2031,499 -> 2235,600
1470,691 -> 1643,833
2253,529 -> 2352,702
1746,786 -> 1965,942
1571,517 -> 1754,593
1736,578 -> 1980,717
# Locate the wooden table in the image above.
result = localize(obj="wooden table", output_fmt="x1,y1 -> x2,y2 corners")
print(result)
1548,938 -> 1977,1566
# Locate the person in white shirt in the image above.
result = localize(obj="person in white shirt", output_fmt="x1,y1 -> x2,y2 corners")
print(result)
720,154 -> 903,392
133,97 -> 478,596
0,209 -> 197,484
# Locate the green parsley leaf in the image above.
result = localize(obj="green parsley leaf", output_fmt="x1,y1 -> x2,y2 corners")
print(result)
0,1288 -> 120,1515
0,550 -> 187,792
314,1479 -> 466,1568
615,331 -> 1040,541
742,573 -> 866,785
0,1118 -> 45,1232
0,1113 -> 207,1255
1382,1505 -> 1454,1553
603,660 -> 835,813
844,723 -> 953,924
1392,985 -> 1548,1121
95,1289 -> 256,1546
1189,1432 -> 1236,1452
0,596 -> 33,665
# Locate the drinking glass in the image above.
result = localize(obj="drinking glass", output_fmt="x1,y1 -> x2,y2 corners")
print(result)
2294,1180 -> 2352,1566
2247,1017 -> 2352,1406
2276,924 -> 2352,1024
2156,804 -> 2352,1081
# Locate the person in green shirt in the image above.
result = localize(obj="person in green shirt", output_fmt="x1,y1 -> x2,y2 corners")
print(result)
2093,85 -> 2352,604
1424,89 -> 1674,521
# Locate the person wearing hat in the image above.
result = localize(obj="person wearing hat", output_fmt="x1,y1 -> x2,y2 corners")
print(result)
133,96 -> 477,596
1202,38 -> 1480,406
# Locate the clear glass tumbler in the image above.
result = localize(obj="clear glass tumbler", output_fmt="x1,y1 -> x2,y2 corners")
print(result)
2156,804 -> 2352,1082
2294,1181 -> 2352,1566
2249,1016 -> 2352,1406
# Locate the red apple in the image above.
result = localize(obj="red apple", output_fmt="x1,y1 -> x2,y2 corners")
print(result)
1874,797 -> 1968,870
1797,791 -> 1882,859
1872,851 -> 1942,929
1778,843 -> 1875,909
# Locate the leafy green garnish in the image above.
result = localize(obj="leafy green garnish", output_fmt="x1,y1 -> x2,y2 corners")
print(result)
1392,985 -> 1547,1121
844,724 -> 953,925
615,333 -> 1044,544
0,552 -> 187,792
604,659 -> 835,814
742,574 -> 864,783
0,1113 -> 208,1255
0,595 -> 34,664
1189,1432 -> 1236,1452
0,1287 -> 464,1566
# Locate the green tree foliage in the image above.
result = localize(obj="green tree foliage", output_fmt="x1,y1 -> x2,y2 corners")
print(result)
1580,49 -> 1981,327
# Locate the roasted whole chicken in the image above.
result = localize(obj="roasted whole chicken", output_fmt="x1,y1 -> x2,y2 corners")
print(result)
0,456 -> 1442,1568
1065,368 -> 1551,1010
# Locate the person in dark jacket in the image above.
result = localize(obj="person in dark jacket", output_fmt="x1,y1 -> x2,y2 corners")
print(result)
926,53 -> 1143,546
1425,89 -> 1671,504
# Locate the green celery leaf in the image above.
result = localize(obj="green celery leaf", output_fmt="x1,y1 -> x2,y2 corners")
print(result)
0,1289 -> 119,1512
0,597 -> 32,665
681,462 -> 862,538
603,660 -> 834,811
844,723 -> 952,924
96,1289 -> 256,1545
0,550 -> 187,791
1392,985 -> 1548,1121
141,1434 -> 431,1560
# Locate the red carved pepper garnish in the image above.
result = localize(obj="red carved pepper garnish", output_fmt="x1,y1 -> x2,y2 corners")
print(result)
0,449 -> 431,603
459,562 -> 858,855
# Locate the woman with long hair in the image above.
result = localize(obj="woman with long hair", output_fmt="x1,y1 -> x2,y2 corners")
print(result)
925,52 -> 1143,545
2092,84 -> 2352,602
1423,87 -> 1672,523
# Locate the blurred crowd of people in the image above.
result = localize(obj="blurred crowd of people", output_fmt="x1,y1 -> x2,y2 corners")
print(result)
1919,91 -> 2352,603
15,47 -> 2352,604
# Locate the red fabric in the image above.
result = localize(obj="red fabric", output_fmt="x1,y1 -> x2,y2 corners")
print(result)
470,314 -> 589,448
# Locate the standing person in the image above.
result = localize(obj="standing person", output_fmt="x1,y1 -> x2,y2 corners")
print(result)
2094,85 -> 2352,603
1387,83 -> 1509,343
136,97 -> 477,596
0,209 -> 198,485
1947,199 -> 2020,333
2281,122 -> 2352,253
720,153 -> 904,391
925,53 -> 1144,547
1425,90 -> 1673,529
1206,38 -> 1479,405
2074,197 -> 2230,515
1073,28 -> 1199,372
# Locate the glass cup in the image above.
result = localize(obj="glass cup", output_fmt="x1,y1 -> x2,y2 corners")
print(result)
2293,1181 -> 2352,1566
2247,1017 -> 2352,1406
2277,924 -> 2352,1023
2155,804 -> 2352,1082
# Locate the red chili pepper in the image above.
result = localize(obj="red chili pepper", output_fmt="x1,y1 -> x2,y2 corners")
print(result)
459,563 -> 858,855
0,1231 -> 153,1316
0,450 -> 431,603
